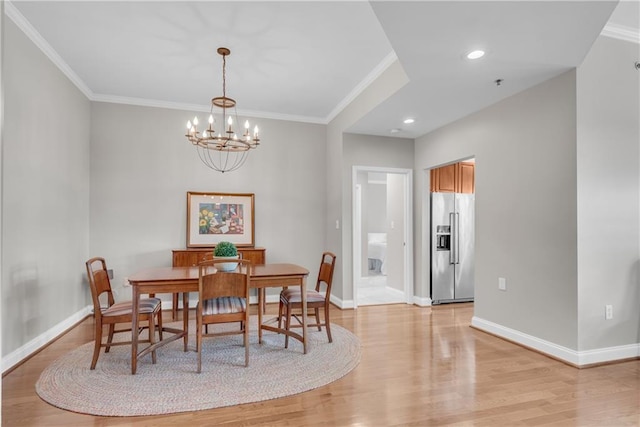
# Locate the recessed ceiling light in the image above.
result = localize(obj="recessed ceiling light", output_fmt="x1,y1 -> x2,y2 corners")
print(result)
466,50 -> 485,60
403,118 -> 415,124
390,128 -> 401,134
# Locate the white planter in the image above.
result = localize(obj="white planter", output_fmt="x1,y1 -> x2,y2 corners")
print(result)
215,255 -> 239,271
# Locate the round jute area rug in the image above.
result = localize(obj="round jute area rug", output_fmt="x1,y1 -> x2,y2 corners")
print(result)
36,319 -> 360,416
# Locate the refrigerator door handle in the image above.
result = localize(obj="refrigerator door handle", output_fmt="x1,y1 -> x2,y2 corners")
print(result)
455,212 -> 460,264
449,212 -> 455,265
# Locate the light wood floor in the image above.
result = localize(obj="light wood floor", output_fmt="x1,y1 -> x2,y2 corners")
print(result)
3,303 -> 639,426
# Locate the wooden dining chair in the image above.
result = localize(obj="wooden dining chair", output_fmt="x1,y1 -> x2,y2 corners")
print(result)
196,258 -> 251,373
85,257 -> 163,370
278,252 -> 336,348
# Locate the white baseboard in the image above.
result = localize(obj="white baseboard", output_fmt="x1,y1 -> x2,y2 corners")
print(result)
472,316 -> 640,367
2,305 -> 93,374
413,296 -> 432,307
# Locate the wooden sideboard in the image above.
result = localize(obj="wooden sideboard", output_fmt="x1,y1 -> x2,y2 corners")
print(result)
172,247 -> 266,267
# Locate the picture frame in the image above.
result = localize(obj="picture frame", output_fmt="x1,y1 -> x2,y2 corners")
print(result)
186,191 -> 255,248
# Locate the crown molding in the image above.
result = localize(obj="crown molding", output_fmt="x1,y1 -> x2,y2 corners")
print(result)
324,51 -> 398,124
91,94 -> 326,124
5,1 -> 94,99
601,23 -> 640,44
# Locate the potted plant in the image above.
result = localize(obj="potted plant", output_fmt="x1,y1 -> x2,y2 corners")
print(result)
213,241 -> 239,271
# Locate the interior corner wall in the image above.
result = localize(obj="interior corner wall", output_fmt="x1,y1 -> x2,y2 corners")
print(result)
415,70 -> 579,349
326,59 -> 409,304
2,16 -> 91,357
576,35 -> 640,351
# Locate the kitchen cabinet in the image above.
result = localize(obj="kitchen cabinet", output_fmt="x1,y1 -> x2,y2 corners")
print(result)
430,161 -> 475,194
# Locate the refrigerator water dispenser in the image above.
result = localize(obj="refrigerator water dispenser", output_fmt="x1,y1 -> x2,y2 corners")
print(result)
435,225 -> 450,251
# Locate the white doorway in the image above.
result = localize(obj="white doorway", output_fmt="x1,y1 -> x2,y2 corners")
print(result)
352,166 -> 413,307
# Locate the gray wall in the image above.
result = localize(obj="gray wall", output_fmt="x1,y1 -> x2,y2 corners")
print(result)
576,36 -> 640,351
2,18 -> 91,356
90,103 -> 327,302
416,70 -> 579,348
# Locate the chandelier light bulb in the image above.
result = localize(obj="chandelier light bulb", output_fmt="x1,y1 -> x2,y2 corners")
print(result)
244,120 -> 250,129
193,116 -> 199,126
208,115 -> 214,125
227,116 -> 233,126
186,120 -> 192,130
254,126 -> 259,135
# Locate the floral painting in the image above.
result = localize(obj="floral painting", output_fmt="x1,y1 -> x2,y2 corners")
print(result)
187,192 -> 254,247
198,203 -> 244,235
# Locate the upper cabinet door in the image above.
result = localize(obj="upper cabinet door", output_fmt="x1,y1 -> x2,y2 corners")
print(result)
431,163 -> 457,192
430,161 -> 475,194
458,162 -> 475,194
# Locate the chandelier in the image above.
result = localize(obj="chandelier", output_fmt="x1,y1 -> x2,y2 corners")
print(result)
185,47 -> 260,173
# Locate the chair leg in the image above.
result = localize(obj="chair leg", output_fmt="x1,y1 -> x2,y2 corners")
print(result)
90,322 -> 103,370
314,307 -> 321,331
172,293 -> 178,320
324,304 -> 332,343
278,299 -> 284,329
284,303 -> 292,349
157,309 -> 163,341
243,319 -> 249,367
196,319 -> 202,373
105,324 -> 115,353
149,317 -> 157,364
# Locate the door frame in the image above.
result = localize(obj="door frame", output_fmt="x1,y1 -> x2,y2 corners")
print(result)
352,166 -> 414,308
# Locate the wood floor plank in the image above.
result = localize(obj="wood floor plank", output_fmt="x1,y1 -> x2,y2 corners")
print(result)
2,303 -> 639,426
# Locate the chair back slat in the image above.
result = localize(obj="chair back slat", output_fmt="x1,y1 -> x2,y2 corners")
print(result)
85,257 -> 115,312
198,258 -> 251,302
315,252 -> 336,294
200,272 -> 247,300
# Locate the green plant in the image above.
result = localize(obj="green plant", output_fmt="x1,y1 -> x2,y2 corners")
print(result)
214,241 -> 238,257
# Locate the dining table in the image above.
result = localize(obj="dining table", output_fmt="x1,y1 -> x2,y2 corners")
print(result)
127,263 -> 310,374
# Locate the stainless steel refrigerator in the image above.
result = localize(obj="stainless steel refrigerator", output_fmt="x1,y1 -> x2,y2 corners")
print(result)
431,192 -> 475,304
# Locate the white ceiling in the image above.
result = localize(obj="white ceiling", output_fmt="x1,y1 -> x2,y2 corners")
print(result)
6,1 -> 639,139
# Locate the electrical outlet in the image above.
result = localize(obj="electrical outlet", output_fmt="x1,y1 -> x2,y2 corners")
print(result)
498,277 -> 506,291
123,276 -> 129,287
605,304 -> 613,320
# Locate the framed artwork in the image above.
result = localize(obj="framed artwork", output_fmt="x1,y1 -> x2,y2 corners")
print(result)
187,192 -> 255,247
